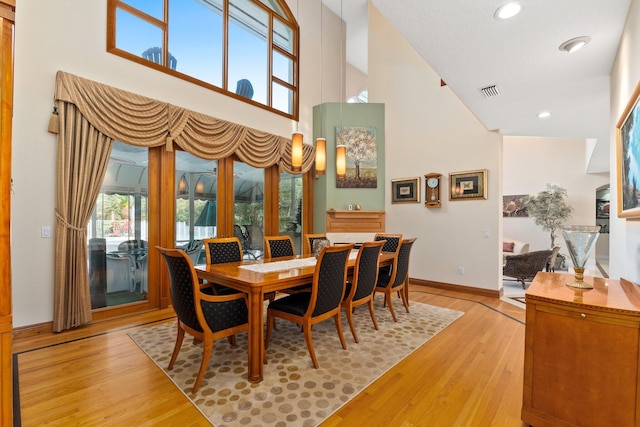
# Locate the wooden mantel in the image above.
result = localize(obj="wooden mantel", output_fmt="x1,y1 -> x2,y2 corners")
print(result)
325,209 -> 385,233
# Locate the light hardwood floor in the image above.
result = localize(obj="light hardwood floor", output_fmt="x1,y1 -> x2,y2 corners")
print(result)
14,285 -> 527,426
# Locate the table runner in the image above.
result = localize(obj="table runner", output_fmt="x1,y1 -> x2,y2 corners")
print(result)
239,257 -> 317,273
238,251 -> 359,274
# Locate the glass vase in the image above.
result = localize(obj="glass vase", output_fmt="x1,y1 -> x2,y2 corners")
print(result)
561,225 -> 600,289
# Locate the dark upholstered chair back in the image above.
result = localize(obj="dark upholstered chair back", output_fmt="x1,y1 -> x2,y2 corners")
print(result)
374,233 -> 402,253
203,237 -> 243,265
158,249 -> 202,333
389,238 -> 416,289
352,241 -> 385,302
264,236 -> 295,258
312,245 -> 352,317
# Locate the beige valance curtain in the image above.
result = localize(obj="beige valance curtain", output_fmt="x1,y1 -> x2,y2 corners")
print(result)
54,71 -> 315,171
52,71 -> 314,331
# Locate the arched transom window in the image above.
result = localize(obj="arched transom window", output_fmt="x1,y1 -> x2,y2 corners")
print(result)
107,0 -> 299,119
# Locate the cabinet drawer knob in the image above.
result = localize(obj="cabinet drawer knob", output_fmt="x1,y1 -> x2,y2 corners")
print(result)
580,313 -> 586,318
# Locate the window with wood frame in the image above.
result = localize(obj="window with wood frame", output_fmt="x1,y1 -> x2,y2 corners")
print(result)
107,0 -> 299,119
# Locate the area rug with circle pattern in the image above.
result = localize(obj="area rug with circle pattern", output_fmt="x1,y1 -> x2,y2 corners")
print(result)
129,299 -> 463,427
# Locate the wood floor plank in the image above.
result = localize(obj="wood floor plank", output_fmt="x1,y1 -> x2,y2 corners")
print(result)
14,285 -> 527,426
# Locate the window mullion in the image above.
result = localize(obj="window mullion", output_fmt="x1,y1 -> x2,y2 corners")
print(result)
164,0 -> 170,68
267,12 -> 274,108
116,0 -> 165,28
223,0 -> 229,91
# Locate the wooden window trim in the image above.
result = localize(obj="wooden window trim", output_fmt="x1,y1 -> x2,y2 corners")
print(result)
106,0 -> 299,120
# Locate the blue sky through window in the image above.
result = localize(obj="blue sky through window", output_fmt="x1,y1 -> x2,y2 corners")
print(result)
114,0 -> 295,115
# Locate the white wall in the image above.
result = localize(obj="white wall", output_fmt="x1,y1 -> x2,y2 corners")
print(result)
610,0 -> 640,283
503,136 -> 608,260
369,5 -> 503,291
11,0 -> 340,327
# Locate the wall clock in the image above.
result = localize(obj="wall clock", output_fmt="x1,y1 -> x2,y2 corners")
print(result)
425,173 -> 442,208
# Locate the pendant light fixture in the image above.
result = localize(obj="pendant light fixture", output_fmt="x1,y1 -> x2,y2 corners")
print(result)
291,131 -> 303,172
291,0 -> 303,173
315,0 -> 326,176
335,0 -> 346,179
336,144 -> 346,178
315,137 -> 326,175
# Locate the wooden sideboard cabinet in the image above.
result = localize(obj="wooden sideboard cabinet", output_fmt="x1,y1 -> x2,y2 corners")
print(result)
325,209 -> 385,233
522,272 -> 640,427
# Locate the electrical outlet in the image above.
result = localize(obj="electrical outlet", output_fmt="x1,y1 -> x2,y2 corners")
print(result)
484,229 -> 490,238
41,226 -> 51,238
457,266 -> 464,275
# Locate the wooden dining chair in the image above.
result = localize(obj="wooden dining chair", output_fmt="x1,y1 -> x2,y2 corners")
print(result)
341,240 -> 385,343
303,233 -> 327,255
265,244 -> 355,368
264,235 -> 295,259
203,237 -> 276,300
264,234 -> 311,294
202,237 -> 246,295
374,233 -> 402,253
374,233 -> 402,277
375,238 -> 416,322
157,246 -> 249,393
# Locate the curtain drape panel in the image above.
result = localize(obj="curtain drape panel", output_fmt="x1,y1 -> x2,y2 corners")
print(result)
52,70 -> 314,330
54,102 -> 114,332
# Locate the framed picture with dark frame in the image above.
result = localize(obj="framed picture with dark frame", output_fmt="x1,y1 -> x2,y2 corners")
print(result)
449,169 -> 487,201
616,80 -> 640,218
391,177 -> 420,203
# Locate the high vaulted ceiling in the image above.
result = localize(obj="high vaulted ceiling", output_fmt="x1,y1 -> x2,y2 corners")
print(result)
323,0 -> 632,174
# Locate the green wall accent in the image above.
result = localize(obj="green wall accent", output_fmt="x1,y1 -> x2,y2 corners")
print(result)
312,103 -> 386,233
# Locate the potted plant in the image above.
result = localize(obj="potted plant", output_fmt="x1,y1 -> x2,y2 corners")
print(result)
524,184 -> 573,270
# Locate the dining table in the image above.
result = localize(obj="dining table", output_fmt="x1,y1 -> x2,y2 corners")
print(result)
195,250 -> 395,383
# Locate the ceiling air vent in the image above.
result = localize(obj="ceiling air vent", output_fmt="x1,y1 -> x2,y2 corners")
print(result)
480,84 -> 501,98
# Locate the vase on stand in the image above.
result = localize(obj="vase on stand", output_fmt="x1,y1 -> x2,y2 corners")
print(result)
312,238 -> 330,259
561,225 -> 600,289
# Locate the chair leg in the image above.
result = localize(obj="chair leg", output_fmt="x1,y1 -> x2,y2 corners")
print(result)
303,321 -> 319,368
265,293 -> 278,331
386,289 -> 398,322
404,278 -> 410,307
345,305 -> 359,343
335,313 -> 347,350
168,323 -> 186,370
265,311 -> 275,349
193,336 -> 214,393
367,299 -> 379,330
399,286 -> 410,314
227,334 -> 237,347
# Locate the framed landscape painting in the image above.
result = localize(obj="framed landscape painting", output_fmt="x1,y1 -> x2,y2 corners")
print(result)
335,126 -> 378,188
617,81 -> 640,218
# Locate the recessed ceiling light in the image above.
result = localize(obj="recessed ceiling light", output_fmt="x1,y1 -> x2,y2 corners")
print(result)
559,36 -> 591,53
537,111 -> 551,119
494,1 -> 523,20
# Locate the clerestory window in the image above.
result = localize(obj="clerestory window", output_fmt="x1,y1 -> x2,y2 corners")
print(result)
107,0 -> 299,119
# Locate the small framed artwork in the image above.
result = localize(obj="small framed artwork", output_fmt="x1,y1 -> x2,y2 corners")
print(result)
616,80 -> 640,218
391,177 -> 420,203
503,194 -> 528,217
449,169 -> 487,201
